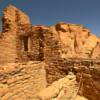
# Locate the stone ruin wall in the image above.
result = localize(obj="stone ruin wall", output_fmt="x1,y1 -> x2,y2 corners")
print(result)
0,5 -> 100,100
0,5 -> 31,63
0,5 -> 100,64
0,6 -> 17,63
71,59 -> 100,100
19,24 -> 100,100
0,58 -> 100,100
0,5 -> 66,84
0,61 -> 47,99
30,24 -> 100,84
30,25 -> 70,83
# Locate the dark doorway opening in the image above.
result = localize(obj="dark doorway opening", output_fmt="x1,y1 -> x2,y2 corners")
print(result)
23,36 -> 28,51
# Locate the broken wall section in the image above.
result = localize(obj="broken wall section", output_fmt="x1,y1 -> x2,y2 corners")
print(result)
28,26 -> 69,84
0,5 -> 31,63
0,61 -> 47,99
0,6 -> 18,63
42,26 -> 69,84
71,59 -> 100,100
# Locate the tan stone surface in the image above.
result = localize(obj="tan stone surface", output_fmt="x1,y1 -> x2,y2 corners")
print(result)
0,5 -> 100,100
0,61 -> 47,100
75,95 -> 88,100
0,5 -> 31,63
36,72 -> 88,100
0,5 -> 100,64
0,84 -> 8,97
54,22 -> 100,58
73,59 -> 100,100
92,42 -> 100,58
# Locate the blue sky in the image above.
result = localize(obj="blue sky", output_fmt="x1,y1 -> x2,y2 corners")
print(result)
0,0 -> 100,36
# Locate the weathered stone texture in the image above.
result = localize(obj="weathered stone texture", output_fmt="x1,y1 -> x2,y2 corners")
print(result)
92,42 -> 100,58
36,73 -> 78,100
0,5 -> 31,63
55,22 -> 100,58
0,6 -> 100,64
0,61 -> 47,100
71,59 -> 100,100
0,5 -> 100,100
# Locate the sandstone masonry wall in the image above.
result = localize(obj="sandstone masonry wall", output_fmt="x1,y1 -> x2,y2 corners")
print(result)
67,58 -> 100,100
43,26 -> 69,83
0,5 -> 31,63
0,61 -> 47,100
30,26 -> 69,84
0,5 -> 100,100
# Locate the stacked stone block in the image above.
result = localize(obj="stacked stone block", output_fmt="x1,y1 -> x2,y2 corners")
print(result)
0,61 -> 47,100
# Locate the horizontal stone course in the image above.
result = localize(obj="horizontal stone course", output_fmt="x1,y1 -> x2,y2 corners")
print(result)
0,61 -> 47,100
